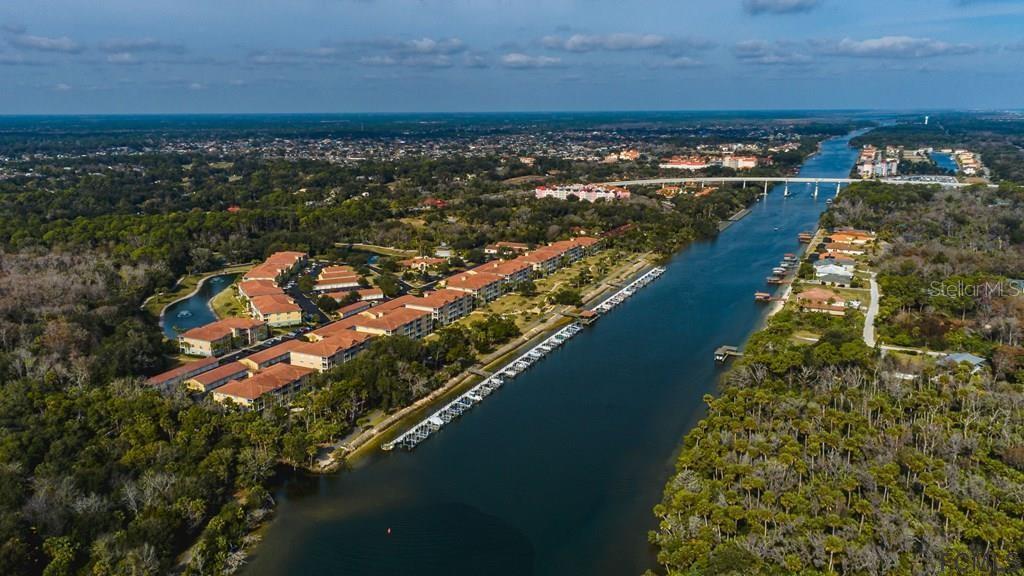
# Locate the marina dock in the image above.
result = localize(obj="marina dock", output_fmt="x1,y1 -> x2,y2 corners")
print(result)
382,266 -> 667,451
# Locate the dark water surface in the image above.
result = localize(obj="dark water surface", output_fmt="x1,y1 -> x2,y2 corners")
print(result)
244,132 -> 864,576
929,151 -> 958,174
161,274 -> 235,338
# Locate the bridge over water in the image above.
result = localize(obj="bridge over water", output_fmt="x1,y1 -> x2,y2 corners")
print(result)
602,176 -> 970,192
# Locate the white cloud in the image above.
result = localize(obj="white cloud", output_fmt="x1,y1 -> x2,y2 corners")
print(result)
98,38 -> 185,54
53,82 -> 71,91
743,0 -> 822,14
9,33 -> 83,53
821,36 -> 978,58
734,40 -> 812,65
501,52 -> 562,69
542,33 -> 668,52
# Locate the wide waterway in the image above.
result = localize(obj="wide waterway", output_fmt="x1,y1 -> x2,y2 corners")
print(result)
244,130 -> 865,576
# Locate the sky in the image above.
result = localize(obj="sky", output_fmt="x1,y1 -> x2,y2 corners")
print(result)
2,0 -> 1024,114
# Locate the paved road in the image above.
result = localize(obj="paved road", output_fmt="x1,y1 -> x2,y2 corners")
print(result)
864,272 -> 879,347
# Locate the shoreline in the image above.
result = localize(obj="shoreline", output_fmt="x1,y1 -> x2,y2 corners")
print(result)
312,254 -> 658,471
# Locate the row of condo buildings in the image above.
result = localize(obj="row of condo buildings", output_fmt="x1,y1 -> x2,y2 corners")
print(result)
856,145 -> 899,179
659,155 -> 759,171
534,184 -> 631,203
156,236 -> 603,410
238,251 -> 307,326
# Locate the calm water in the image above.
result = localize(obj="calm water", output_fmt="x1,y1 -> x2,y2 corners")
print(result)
244,132 -> 864,576
929,151 -> 958,173
161,274 -> 235,338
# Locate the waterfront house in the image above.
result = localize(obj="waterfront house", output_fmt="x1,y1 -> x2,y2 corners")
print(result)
796,288 -> 847,316
824,242 -> 866,256
213,363 -> 315,410
178,318 -> 268,357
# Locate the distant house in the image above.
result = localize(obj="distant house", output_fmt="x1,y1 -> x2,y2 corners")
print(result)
178,318 -> 268,357
939,352 -> 987,374
399,256 -> 447,272
484,241 -> 531,256
721,155 -> 758,170
659,156 -> 709,170
315,265 -> 362,291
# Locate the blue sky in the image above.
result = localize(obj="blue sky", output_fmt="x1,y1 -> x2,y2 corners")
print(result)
2,0 -> 1023,113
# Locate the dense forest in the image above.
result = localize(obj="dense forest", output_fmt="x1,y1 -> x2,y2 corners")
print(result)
651,181 -> 1024,575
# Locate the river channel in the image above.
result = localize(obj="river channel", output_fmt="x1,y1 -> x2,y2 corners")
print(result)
244,130 -> 865,576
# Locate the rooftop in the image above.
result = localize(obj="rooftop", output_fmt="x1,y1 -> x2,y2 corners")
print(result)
180,317 -> 265,342
217,363 -> 314,400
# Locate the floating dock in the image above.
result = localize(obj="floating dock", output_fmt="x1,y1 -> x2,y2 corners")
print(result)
382,266 -> 668,451
593,266 -> 666,314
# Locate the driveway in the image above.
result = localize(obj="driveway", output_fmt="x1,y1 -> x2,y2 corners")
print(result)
863,272 -> 879,347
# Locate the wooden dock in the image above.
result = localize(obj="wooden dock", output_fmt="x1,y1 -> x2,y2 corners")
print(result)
714,346 -> 743,363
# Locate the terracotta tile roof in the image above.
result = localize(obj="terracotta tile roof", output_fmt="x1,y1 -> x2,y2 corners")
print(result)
335,300 -> 373,317
412,289 -> 473,309
146,356 -> 219,386
472,258 -> 532,278
352,307 -> 431,332
180,318 -> 265,342
190,361 -> 249,387
265,251 -> 306,265
292,332 -> 372,358
309,318 -> 361,340
238,279 -> 283,298
446,271 -> 503,291
217,363 -> 314,401
242,339 -> 305,366
251,294 -> 300,315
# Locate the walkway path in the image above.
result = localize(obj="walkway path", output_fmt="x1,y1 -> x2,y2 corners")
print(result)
864,272 -> 879,347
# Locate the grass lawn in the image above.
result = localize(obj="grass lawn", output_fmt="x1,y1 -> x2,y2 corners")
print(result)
210,287 -> 249,319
